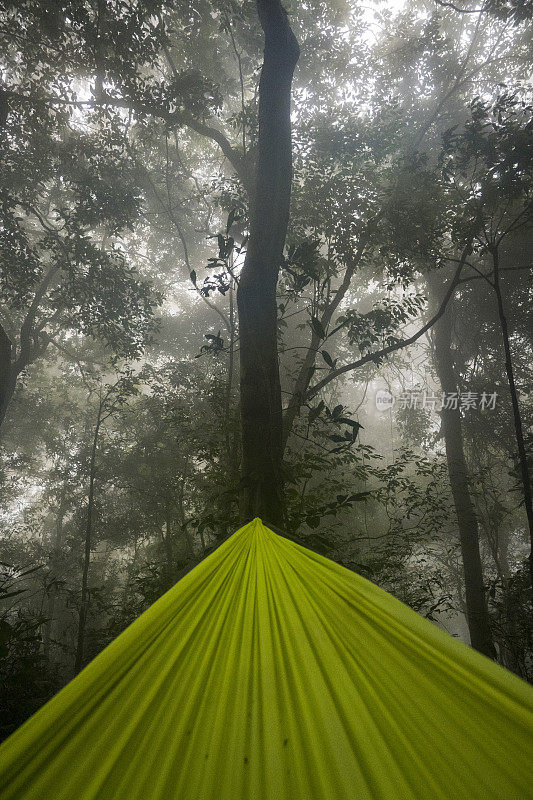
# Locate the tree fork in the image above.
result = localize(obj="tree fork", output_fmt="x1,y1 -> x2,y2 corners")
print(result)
237,0 -> 299,526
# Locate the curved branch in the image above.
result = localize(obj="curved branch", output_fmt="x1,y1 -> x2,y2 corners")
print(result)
306,246 -> 472,401
281,225 -> 378,448
434,0 -> 485,13
13,265 -> 60,377
6,89 -> 253,195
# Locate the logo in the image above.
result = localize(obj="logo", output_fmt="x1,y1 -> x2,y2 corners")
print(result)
375,389 -> 395,411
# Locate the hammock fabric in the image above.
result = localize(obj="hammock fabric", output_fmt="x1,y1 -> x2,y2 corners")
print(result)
0,518 -> 532,800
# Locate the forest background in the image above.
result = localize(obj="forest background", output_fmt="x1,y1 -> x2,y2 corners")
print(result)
0,0 -> 532,739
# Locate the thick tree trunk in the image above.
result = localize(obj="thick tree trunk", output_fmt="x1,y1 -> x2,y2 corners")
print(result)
432,301 -> 496,659
74,407 -> 102,675
236,0 -> 299,526
491,246 -> 533,588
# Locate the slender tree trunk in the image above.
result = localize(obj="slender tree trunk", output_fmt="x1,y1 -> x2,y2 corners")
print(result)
282,329 -> 322,452
43,480 -> 68,661
432,301 -> 496,658
182,523 -> 195,561
162,516 -> 175,586
198,526 -> 206,553
498,527 -> 511,580
176,456 -> 196,560
226,275 -> 238,473
0,324 -> 13,431
237,0 -> 299,526
497,530 -> 521,676
74,405 -> 102,675
491,246 -> 533,588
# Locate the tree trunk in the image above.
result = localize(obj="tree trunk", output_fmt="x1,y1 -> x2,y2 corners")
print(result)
237,0 -> 299,526
43,480 -> 68,661
162,516 -> 175,586
0,267 -> 58,433
432,299 -> 496,659
491,245 -> 533,588
74,406 -> 102,675
225,275 -> 239,475
0,324 -> 14,431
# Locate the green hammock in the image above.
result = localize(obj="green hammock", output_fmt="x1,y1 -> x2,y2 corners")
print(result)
0,518 -> 532,799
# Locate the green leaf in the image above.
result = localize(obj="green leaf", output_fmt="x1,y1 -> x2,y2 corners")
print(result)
0,588 -> 26,600
311,316 -> 326,339
347,491 -> 372,502
224,237 -> 234,258
190,270 -> 197,286
308,400 -> 325,424
338,417 -> 359,428
321,350 -> 335,368
226,208 -> 238,234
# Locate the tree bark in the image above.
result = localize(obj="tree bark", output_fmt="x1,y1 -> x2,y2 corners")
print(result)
431,293 -> 496,659
236,0 -> 299,526
74,404 -> 102,675
491,245 -> 533,588
0,266 -> 57,432
162,516 -> 175,587
43,480 -> 68,661
0,324 -> 14,431
225,274 -> 239,474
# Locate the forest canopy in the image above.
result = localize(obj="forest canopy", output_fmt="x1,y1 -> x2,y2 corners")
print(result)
0,0 -> 532,737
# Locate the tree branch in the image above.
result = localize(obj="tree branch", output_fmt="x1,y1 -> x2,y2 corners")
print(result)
433,0 -> 485,13
281,231 -> 372,448
12,265 -> 60,376
6,88 -> 253,196
306,246 -> 472,400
